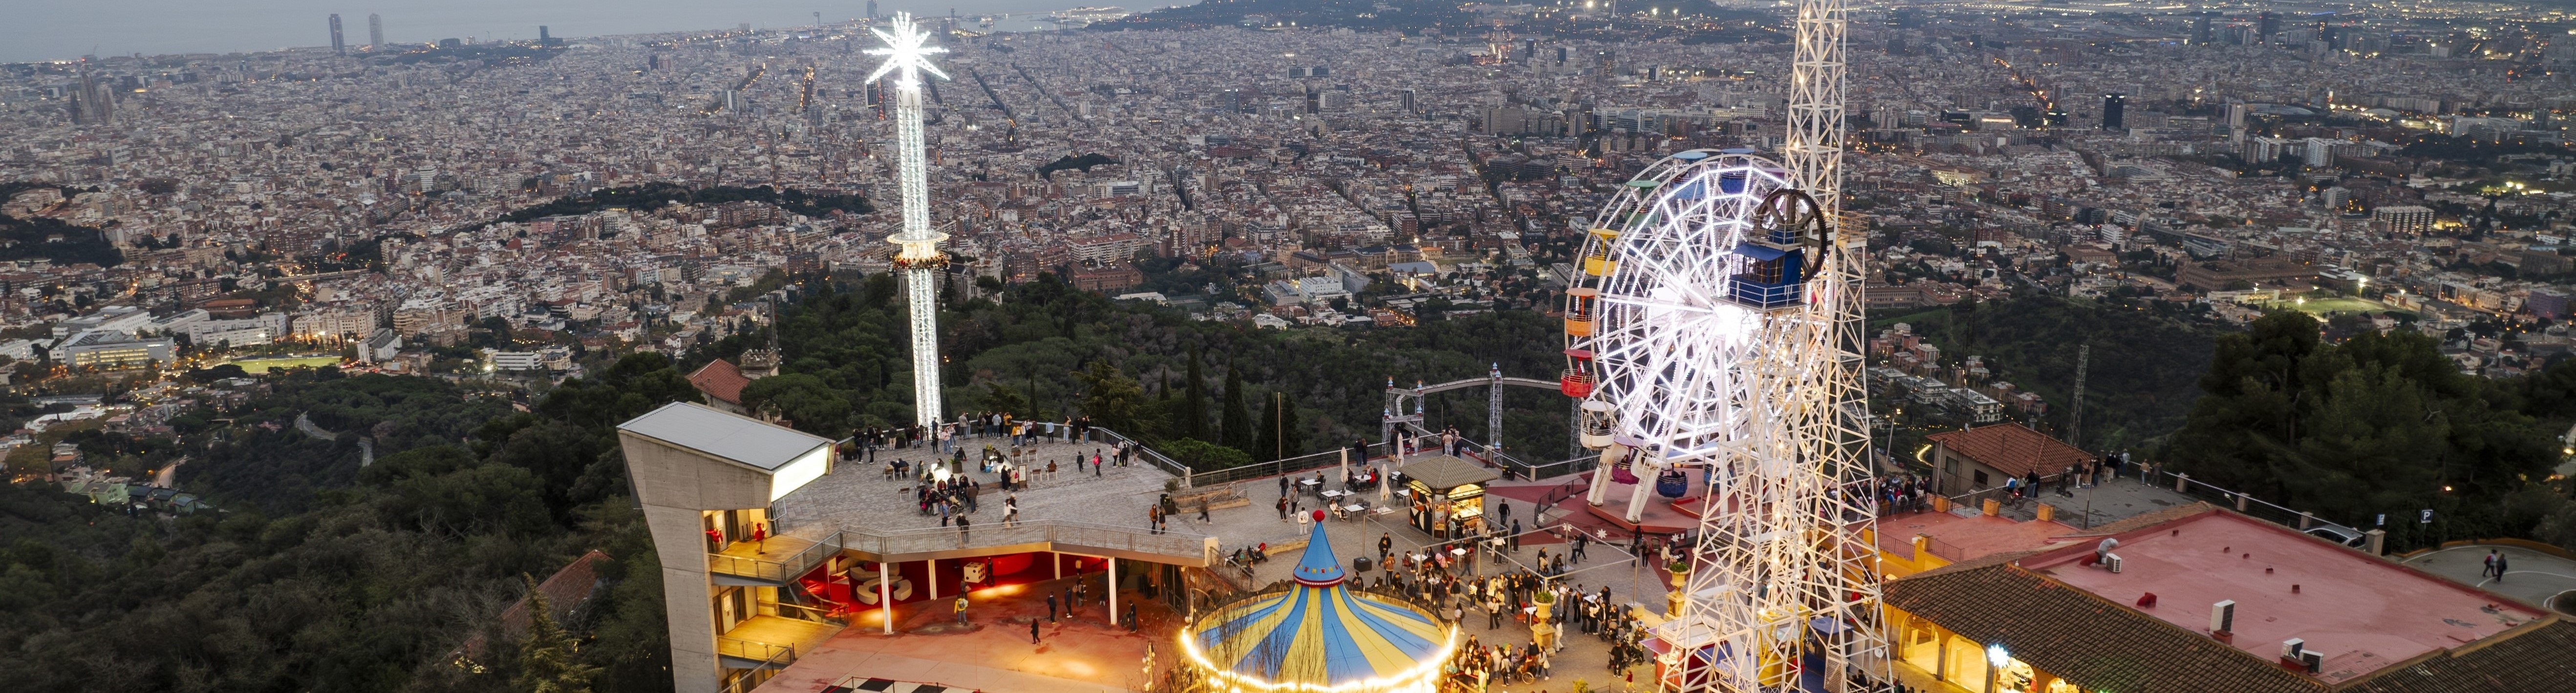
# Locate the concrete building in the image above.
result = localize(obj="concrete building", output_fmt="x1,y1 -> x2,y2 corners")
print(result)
618,402 -> 1218,693
56,331 -> 174,368
2374,206 -> 2435,236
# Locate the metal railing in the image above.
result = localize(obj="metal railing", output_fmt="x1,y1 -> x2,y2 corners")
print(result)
707,532 -> 847,584
714,639 -> 796,693
1391,427 -> 1599,482
1184,443 -> 1384,488
837,518 -> 1217,565
769,601 -> 844,625
1085,426 -> 1197,480
2140,466 -> 2363,539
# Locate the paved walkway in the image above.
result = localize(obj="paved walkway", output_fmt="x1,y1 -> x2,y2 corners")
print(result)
755,574 -> 1182,693
2036,471 -> 2202,528
2401,544 -> 2576,614
774,436 -> 1183,539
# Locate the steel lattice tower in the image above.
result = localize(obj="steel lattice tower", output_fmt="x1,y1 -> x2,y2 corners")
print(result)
868,14 -> 951,428
1563,0 -> 1887,689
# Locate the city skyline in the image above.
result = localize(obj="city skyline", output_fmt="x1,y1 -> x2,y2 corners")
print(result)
0,0 -> 1098,63
2,1 -> 2574,692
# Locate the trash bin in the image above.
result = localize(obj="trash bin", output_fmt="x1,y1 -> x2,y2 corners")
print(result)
1353,556 -> 1374,573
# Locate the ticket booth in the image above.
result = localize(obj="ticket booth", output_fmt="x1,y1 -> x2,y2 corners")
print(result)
1397,455 -> 1501,538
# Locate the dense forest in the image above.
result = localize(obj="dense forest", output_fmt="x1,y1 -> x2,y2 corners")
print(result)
1871,294 -> 2222,452
466,182 -> 874,234
0,360 -> 693,693
698,271 -> 1583,466
2165,312 -> 2576,552
0,271 -> 1583,693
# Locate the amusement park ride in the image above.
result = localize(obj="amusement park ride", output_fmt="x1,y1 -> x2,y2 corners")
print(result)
1559,0 -> 1888,689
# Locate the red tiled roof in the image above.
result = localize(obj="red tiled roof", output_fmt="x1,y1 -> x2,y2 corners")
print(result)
689,358 -> 750,405
1927,423 -> 2091,478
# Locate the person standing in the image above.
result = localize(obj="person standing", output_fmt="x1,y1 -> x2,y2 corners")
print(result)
953,595 -> 970,626
2495,553 -> 2511,583
956,515 -> 971,543
2483,550 -> 2499,579
1123,603 -> 1138,632
1496,499 -> 1511,526
1048,591 -> 1059,623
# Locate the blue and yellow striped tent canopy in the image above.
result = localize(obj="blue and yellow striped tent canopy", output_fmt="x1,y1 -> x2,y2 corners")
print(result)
1187,519 -> 1449,688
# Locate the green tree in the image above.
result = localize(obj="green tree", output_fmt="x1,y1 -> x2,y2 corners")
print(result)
1073,359 -> 1163,437
1160,437 -> 1254,470
740,373 -> 855,435
515,574 -> 603,693
1181,346 -> 1209,441
1220,364 -> 1254,455
980,382 -> 1031,418
2167,312 -> 2556,549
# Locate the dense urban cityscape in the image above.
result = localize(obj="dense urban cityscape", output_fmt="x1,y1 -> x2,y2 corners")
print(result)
2,0 -> 2575,692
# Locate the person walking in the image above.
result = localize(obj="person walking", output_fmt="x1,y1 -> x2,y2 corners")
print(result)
956,515 -> 971,543
1005,494 -> 1021,527
1198,501 -> 1211,524
1496,499 -> 1511,526
2483,550 -> 2499,579
1124,603 -> 1138,632
953,595 -> 970,626
1571,532 -> 1588,563
2495,553 -> 2511,583
1030,618 -> 1042,644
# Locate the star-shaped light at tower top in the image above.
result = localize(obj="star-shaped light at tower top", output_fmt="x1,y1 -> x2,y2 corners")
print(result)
864,13 -> 950,87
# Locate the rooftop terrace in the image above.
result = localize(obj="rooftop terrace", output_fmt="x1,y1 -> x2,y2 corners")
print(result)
2024,510 -> 2547,684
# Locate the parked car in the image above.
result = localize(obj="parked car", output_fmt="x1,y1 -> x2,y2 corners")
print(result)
2305,525 -> 2366,548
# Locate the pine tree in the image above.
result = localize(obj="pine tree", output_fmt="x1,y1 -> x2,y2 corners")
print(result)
1220,364 -> 1254,455
1181,346 -> 1209,441
514,574 -> 602,693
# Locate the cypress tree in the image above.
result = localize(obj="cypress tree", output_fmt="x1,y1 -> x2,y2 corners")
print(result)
1182,346 -> 1208,441
1221,364 -> 1254,455
1255,391 -> 1306,462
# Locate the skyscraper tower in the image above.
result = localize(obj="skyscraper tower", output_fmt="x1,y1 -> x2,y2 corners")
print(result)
329,14 -> 345,55
867,13 -> 951,429
2257,11 -> 2279,41
2102,93 -> 2126,130
368,14 -> 384,47
2192,12 -> 2213,45
868,0 -> 879,21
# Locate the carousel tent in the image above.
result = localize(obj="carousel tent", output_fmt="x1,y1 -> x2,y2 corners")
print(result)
1185,517 -> 1452,690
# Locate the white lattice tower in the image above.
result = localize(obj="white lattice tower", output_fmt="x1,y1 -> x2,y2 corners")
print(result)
1561,0 -> 1886,684
1776,0 -> 1896,686
868,13 -> 950,428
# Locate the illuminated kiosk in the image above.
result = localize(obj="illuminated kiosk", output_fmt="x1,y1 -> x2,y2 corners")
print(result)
1183,517 -> 1455,693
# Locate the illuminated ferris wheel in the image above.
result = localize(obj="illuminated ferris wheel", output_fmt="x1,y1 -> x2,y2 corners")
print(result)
1557,6 -> 1889,680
